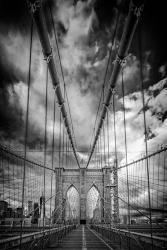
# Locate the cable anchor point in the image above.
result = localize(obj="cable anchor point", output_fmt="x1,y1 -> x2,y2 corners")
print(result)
58,101 -> 65,109
110,87 -> 116,95
53,83 -> 60,91
43,48 -> 53,64
130,2 -> 144,18
115,55 -> 127,68
27,0 -> 41,15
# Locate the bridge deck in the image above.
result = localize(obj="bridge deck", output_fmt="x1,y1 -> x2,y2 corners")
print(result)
45,225 -> 111,250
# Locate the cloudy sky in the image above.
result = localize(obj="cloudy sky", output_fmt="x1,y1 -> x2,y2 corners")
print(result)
0,0 -> 167,166
0,0 -> 167,218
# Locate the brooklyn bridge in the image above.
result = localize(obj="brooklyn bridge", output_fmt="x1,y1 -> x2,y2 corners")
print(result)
0,0 -> 167,249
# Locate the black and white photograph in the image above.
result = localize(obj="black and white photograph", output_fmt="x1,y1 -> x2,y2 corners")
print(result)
0,0 -> 166,249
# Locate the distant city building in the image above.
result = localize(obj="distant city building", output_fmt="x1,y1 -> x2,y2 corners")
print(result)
40,195 -> 45,218
24,218 -> 32,226
16,207 -> 23,218
0,200 -> 8,216
32,202 -> 40,224
28,200 -> 33,216
6,207 -> 14,218
120,214 -> 127,224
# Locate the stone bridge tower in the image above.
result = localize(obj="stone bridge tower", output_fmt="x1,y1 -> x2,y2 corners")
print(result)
54,166 -> 112,224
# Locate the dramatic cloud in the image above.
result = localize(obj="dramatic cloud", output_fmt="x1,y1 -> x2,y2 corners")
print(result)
0,0 -> 167,220
0,0 -> 119,155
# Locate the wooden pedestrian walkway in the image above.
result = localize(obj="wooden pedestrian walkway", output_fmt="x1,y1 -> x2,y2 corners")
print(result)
45,225 -> 112,250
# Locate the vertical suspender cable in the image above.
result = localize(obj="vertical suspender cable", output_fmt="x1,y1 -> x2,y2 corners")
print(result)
58,110 -> 62,233
121,68 -> 131,249
20,20 -> 33,249
66,134 -> 68,167
49,93 -> 56,232
100,134 -> 102,169
121,68 -> 131,224
113,95 -> 117,163
106,110 -> 110,167
113,94 -> 119,223
138,25 -> 153,249
102,75 -> 106,167
94,143 -> 96,168
98,140 -> 101,169
62,121 -> 64,168
59,113 -> 62,170
106,108 -> 112,240
42,64 -> 48,249
61,55 -> 66,172
163,150 -> 165,214
97,140 -> 99,168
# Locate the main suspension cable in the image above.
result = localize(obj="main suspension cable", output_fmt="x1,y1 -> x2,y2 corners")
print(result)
27,0 -> 80,168
48,4 -> 78,150
86,0 -> 144,168
89,10 -> 120,152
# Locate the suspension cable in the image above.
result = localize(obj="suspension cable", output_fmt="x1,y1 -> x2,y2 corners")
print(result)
49,93 -> 56,232
89,10 -> 120,152
19,19 -> 33,249
106,110 -> 110,167
113,94 -> 118,162
138,24 -> 153,249
86,0 -> 144,168
48,3 -> 78,150
27,0 -> 80,168
120,67 -> 133,250
42,63 -> 49,249
121,68 -> 131,226
102,123 -> 106,166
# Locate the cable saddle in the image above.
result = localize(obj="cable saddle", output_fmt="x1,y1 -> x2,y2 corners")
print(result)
27,0 -> 41,15
43,48 -> 53,64
53,83 -> 60,91
130,2 -> 144,18
115,55 -> 127,67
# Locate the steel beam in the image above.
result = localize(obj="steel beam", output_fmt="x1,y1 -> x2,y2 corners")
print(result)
86,0 -> 144,168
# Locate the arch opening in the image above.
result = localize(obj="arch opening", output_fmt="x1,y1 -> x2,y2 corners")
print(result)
65,185 -> 80,223
86,185 -> 101,223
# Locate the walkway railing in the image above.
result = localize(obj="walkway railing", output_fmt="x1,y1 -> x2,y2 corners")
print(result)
118,146 -> 167,225
88,146 -> 167,250
0,144 -> 78,249
90,224 -> 167,250
0,224 -> 76,250
0,143 -> 55,227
